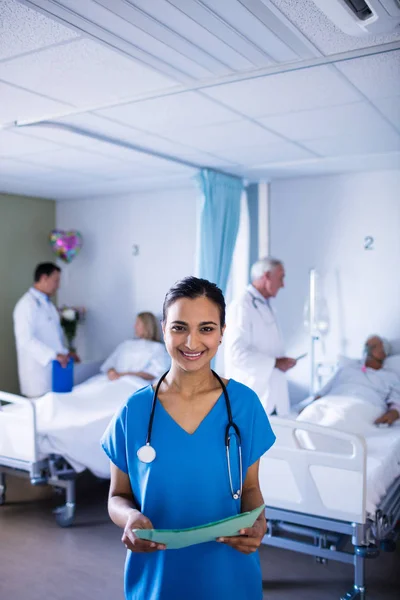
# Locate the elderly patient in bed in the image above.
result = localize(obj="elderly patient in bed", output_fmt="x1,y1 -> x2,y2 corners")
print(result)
100,312 -> 170,383
298,335 -> 400,437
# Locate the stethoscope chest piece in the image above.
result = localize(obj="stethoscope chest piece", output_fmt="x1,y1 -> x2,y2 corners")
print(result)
137,443 -> 156,464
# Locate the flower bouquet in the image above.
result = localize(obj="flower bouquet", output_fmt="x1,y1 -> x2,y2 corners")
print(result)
59,306 -> 86,353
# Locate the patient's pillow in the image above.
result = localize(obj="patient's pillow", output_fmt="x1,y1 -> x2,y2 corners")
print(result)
384,354 -> 400,377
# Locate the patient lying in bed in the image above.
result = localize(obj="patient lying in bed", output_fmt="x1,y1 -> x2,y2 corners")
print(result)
298,335 -> 400,436
100,312 -> 170,382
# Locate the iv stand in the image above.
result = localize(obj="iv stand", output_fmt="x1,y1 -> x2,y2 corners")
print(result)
309,269 -> 319,395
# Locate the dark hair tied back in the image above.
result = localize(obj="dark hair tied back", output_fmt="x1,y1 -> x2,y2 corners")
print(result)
162,276 -> 225,328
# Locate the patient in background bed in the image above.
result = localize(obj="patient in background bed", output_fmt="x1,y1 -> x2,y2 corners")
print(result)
298,335 -> 400,434
100,312 -> 170,383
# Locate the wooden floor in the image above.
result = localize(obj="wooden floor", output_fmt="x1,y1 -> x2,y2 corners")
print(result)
0,474 -> 399,600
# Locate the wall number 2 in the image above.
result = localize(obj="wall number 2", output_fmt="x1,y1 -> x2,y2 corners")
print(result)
364,236 -> 374,250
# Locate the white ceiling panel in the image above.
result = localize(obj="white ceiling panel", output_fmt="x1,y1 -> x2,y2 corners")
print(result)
18,145 -> 191,178
0,80 -> 70,125
18,147 -> 146,178
370,95 -> 400,130
0,156 -> 61,178
337,51 -> 400,100
258,101 -> 400,141
204,65 -> 362,118
53,173 -> 195,201
0,38 -> 176,108
0,0 -> 79,61
302,132 -> 400,157
270,0 -> 400,55
12,123 -> 110,151
97,92 -> 239,133
0,176 -> 57,199
247,151 -> 400,180
211,141 -> 315,165
29,114 -> 201,157
0,129 -> 65,156
161,119 -> 284,152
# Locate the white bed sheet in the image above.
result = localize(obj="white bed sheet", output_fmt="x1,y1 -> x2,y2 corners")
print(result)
365,422 -> 400,514
0,374 -> 148,478
295,395 -> 400,515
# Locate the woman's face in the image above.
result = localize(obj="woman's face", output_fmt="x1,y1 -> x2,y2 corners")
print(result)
163,296 -> 224,372
134,317 -> 147,339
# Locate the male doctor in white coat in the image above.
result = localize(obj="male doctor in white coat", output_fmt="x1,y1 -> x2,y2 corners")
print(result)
224,257 -> 296,415
13,262 -> 72,397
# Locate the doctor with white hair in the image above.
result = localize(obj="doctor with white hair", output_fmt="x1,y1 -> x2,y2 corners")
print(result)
224,257 -> 296,415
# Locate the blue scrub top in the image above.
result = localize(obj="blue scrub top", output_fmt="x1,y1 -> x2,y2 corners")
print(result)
101,379 -> 275,600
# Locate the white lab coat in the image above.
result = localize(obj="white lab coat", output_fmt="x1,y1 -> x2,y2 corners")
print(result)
100,339 -> 170,381
13,288 -> 68,397
224,284 -> 290,415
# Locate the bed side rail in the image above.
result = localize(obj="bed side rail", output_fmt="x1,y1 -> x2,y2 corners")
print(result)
262,416 -> 367,524
0,391 -> 38,466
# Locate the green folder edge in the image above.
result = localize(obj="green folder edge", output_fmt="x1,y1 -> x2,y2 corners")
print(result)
133,504 -> 265,550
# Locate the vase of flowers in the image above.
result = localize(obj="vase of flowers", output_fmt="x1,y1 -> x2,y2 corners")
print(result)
59,306 -> 85,353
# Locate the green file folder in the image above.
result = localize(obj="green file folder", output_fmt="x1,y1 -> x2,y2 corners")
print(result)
133,504 -> 265,550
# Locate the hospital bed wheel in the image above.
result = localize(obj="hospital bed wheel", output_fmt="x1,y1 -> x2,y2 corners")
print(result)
53,503 -> 75,527
355,544 -> 379,559
340,587 -> 365,600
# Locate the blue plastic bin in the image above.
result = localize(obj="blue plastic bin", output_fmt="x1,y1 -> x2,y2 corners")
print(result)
52,359 -> 74,393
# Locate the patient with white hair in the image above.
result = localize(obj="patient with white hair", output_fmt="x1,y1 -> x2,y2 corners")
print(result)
298,335 -> 400,436
100,312 -> 170,382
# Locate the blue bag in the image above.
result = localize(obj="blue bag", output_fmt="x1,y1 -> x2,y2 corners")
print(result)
52,359 -> 74,393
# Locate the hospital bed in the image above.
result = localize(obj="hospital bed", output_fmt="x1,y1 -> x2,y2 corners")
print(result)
0,374 -> 148,527
260,413 -> 400,600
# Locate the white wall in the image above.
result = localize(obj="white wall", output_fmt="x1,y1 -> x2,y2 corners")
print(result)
270,169 -> 400,403
56,187 -> 197,361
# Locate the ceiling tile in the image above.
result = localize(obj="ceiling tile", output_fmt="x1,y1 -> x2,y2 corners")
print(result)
336,51 -> 400,100
0,0 -> 79,61
18,145 -> 192,178
0,156 -> 59,178
54,173 -> 195,201
17,114 -> 199,158
371,95 -> 400,130
0,129 -> 65,156
0,38 -> 176,108
0,80 -> 70,125
270,0 -> 400,55
302,132 -> 400,156
161,120 -> 283,152
258,101 -> 400,141
248,152 -> 400,180
0,176 -> 56,199
204,65 -> 361,118
97,91 -> 239,133
212,141 -> 315,165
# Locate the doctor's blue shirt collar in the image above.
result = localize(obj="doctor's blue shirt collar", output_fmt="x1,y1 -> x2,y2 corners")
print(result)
247,284 -> 268,305
30,287 -> 51,304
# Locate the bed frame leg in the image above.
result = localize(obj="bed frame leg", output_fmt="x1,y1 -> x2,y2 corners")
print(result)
340,550 -> 366,600
0,472 -> 6,505
52,478 -> 76,527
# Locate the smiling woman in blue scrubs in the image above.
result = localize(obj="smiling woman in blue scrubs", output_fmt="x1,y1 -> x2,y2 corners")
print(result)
101,276 -> 276,600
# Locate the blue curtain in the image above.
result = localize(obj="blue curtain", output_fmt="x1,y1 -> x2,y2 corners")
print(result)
196,169 -> 244,294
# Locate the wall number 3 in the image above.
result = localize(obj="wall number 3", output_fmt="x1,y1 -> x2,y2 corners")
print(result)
364,236 -> 374,250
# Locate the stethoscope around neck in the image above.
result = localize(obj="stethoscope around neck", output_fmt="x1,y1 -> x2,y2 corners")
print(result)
137,370 -> 243,501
